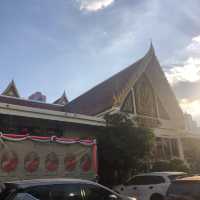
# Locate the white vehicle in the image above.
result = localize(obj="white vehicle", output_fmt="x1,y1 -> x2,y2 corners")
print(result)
113,172 -> 186,200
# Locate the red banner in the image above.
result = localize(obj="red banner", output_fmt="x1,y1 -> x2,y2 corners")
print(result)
0,133 -> 96,146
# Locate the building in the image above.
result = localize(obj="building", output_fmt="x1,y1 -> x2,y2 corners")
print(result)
0,44 -> 199,165
66,44 -> 187,161
0,80 -> 105,138
28,92 -> 46,102
184,113 -> 199,133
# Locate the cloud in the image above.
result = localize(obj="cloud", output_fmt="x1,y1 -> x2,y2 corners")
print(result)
165,57 -> 200,85
165,35 -> 200,85
163,35 -> 200,124
180,99 -> 200,118
173,80 -> 200,101
103,31 -> 135,54
186,35 -> 200,57
76,0 -> 114,12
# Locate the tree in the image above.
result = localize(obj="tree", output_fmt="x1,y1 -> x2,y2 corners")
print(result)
97,113 -> 155,186
152,159 -> 189,172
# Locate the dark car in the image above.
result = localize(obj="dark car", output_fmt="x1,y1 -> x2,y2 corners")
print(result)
0,178 -> 136,200
166,176 -> 200,200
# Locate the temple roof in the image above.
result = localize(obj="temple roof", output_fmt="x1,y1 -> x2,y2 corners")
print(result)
2,80 -> 20,98
53,91 -> 68,105
0,95 -> 64,112
65,44 -> 185,129
0,81 -> 64,111
66,44 -> 155,115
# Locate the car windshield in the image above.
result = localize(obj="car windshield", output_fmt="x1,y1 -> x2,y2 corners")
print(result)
0,184 -> 17,200
167,182 -> 200,198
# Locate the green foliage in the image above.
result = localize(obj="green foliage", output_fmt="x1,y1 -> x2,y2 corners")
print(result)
169,159 -> 189,172
152,159 -> 189,172
151,161 -> 169,171
97,113 -> 155,186
181,138 -> 200,174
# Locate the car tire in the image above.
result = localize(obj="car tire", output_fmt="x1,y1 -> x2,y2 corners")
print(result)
150,193 -> 164,200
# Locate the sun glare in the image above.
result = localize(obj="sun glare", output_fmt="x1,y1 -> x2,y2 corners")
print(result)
167,57 -> 200,85
180,99 -> 200,117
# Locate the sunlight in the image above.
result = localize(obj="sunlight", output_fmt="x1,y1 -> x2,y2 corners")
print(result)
78,0 -> 115,11
166,57 -> 200,85
192,35 -> 200,43
180,98 -> 200,117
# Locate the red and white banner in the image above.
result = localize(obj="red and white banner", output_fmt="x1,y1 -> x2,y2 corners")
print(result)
0,133 -> 96,146
0,134 -> 98,181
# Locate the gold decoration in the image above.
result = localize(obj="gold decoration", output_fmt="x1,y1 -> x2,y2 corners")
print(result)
113,86 -> 130,107
134,74 -> 157,117
112,75 -> 137,107
121,92 -> 134,113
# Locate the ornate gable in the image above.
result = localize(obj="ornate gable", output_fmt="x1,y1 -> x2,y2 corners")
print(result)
121,91 -> 134,113
54,91 -> 68,105
119,71 -> 170,129
134,73 -> 157,118
2,80 -> 20,98
157,97 -> 170,120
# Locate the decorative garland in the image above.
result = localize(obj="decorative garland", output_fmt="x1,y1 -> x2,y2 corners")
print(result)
0,133 -> 96,146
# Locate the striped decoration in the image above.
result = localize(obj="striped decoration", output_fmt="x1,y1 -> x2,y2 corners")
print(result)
0,132 -> 96,146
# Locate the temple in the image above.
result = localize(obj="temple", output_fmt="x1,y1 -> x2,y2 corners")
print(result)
0,44 -> 199,165
66,44 -> 186,161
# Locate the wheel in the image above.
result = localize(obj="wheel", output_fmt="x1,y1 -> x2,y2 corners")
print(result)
150,193 -> 164,200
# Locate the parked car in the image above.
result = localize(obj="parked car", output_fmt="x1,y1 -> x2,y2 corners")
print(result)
113,172 -> 186,200
166,175 -> 200,200
0,178 -> 136,200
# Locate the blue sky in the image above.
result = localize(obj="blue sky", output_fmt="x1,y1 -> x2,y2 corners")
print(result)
1,0 -> 200,121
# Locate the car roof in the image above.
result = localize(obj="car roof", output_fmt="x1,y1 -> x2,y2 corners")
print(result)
136,172 -> 186,176
6,178 -> 97,189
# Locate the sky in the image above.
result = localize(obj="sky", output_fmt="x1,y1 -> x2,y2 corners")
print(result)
1,0 -> 200,123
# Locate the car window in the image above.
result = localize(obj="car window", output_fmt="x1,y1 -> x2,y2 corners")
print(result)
51,184 -> 83,200
4,192 -> 39,200
13,193 -> 39,200
82,184 -> 120,200
25,186 -> 51,200
0,184 -> 17,200
167,182 -> 200,199
126,175 -> 165,185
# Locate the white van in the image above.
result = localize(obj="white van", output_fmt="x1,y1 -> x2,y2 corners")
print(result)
114,172 -> 186,200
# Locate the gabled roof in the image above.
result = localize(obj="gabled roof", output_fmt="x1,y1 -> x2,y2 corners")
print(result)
65,44 -> 185,129
54,91 -> 68,105
2,80 -> 20,98
66,44 -> 155,115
